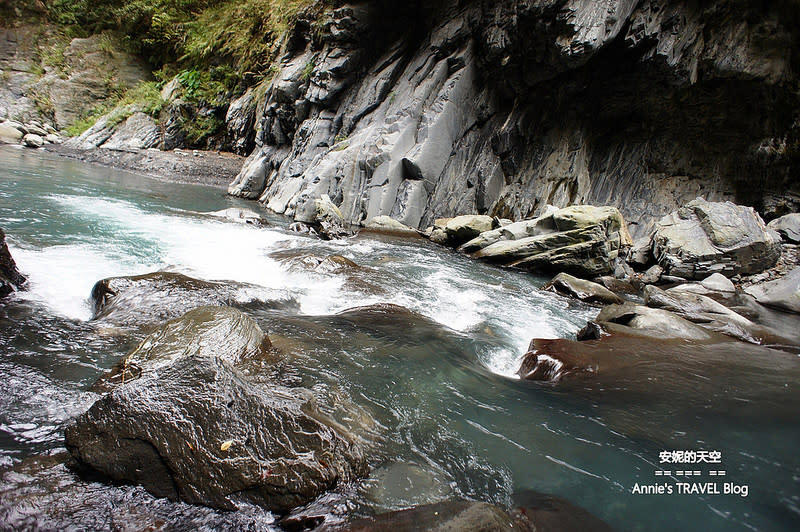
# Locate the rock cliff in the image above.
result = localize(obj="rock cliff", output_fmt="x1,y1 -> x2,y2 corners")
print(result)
227,0 -> 799,238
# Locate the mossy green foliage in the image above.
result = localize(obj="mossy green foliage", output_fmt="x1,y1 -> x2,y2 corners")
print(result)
17,0 -> 329,146
43,0 -> 321,75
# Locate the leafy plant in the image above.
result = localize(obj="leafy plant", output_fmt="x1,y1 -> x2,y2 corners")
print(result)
300,59 -> 315,81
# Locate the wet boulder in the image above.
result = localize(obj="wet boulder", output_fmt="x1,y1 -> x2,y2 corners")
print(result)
66,356 -> 368,513
652,198 -> 781,279
542,272 -> 624,305
745,267 -> 800,314
464,205 -> 632,278
767,213 -> 800,243
90,271 -> 292,328
517,337 -> 599,382
123,306 -> 272,373
1,228 -> 27,298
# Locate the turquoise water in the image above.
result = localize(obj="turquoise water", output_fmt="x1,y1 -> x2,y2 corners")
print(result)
0,145 -> 798,530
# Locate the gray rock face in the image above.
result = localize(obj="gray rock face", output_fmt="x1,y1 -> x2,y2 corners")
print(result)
226,1 -> 799,238
465,205 -> 631,278
69,107 -> 160,151
745,268 -> 800,314
0,28 -> 149,128
768,213 -> 800,243
542,272 -> 624,305
100,112 -> 161,151
1,228 -> 27,298
65,351 -> 367,513
653,198 -> 781,279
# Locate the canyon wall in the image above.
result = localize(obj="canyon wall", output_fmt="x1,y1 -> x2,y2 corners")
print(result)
227,0 -> 799,239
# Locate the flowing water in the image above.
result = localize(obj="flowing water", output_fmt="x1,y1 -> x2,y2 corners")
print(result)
0,145 -> 798,531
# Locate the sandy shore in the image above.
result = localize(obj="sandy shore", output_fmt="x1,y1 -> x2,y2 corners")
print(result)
45,144 -> 245,189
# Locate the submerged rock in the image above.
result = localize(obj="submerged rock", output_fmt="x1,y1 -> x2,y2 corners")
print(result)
652,198 -> 781,279
66,356 -> 367,513
362,462 -> 452,512
1,228 -> 27,298
465,205 -> 631,278
321,501 -> 517,532
542,272 -> 623,305
90,271 -> 292,328
124,306 -> 272,371
511,490 -> 615,532
322,492 -> 613,532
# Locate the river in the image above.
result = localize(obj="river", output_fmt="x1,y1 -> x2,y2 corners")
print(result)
0,145 -> 798,531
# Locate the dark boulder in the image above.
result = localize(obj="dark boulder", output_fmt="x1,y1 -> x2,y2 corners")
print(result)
66,356 -> 367,513
122,306 -> 272,373
0,228 -> 27,298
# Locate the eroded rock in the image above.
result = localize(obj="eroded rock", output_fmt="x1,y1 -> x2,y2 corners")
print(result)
653,198 -> 781,279
466,205 -> 631,278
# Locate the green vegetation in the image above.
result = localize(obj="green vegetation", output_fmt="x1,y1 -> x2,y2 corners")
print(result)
43,0 -> 323,75
8,0 -> 332,147
300,58 -> 316,81
65,80 -> 166,137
